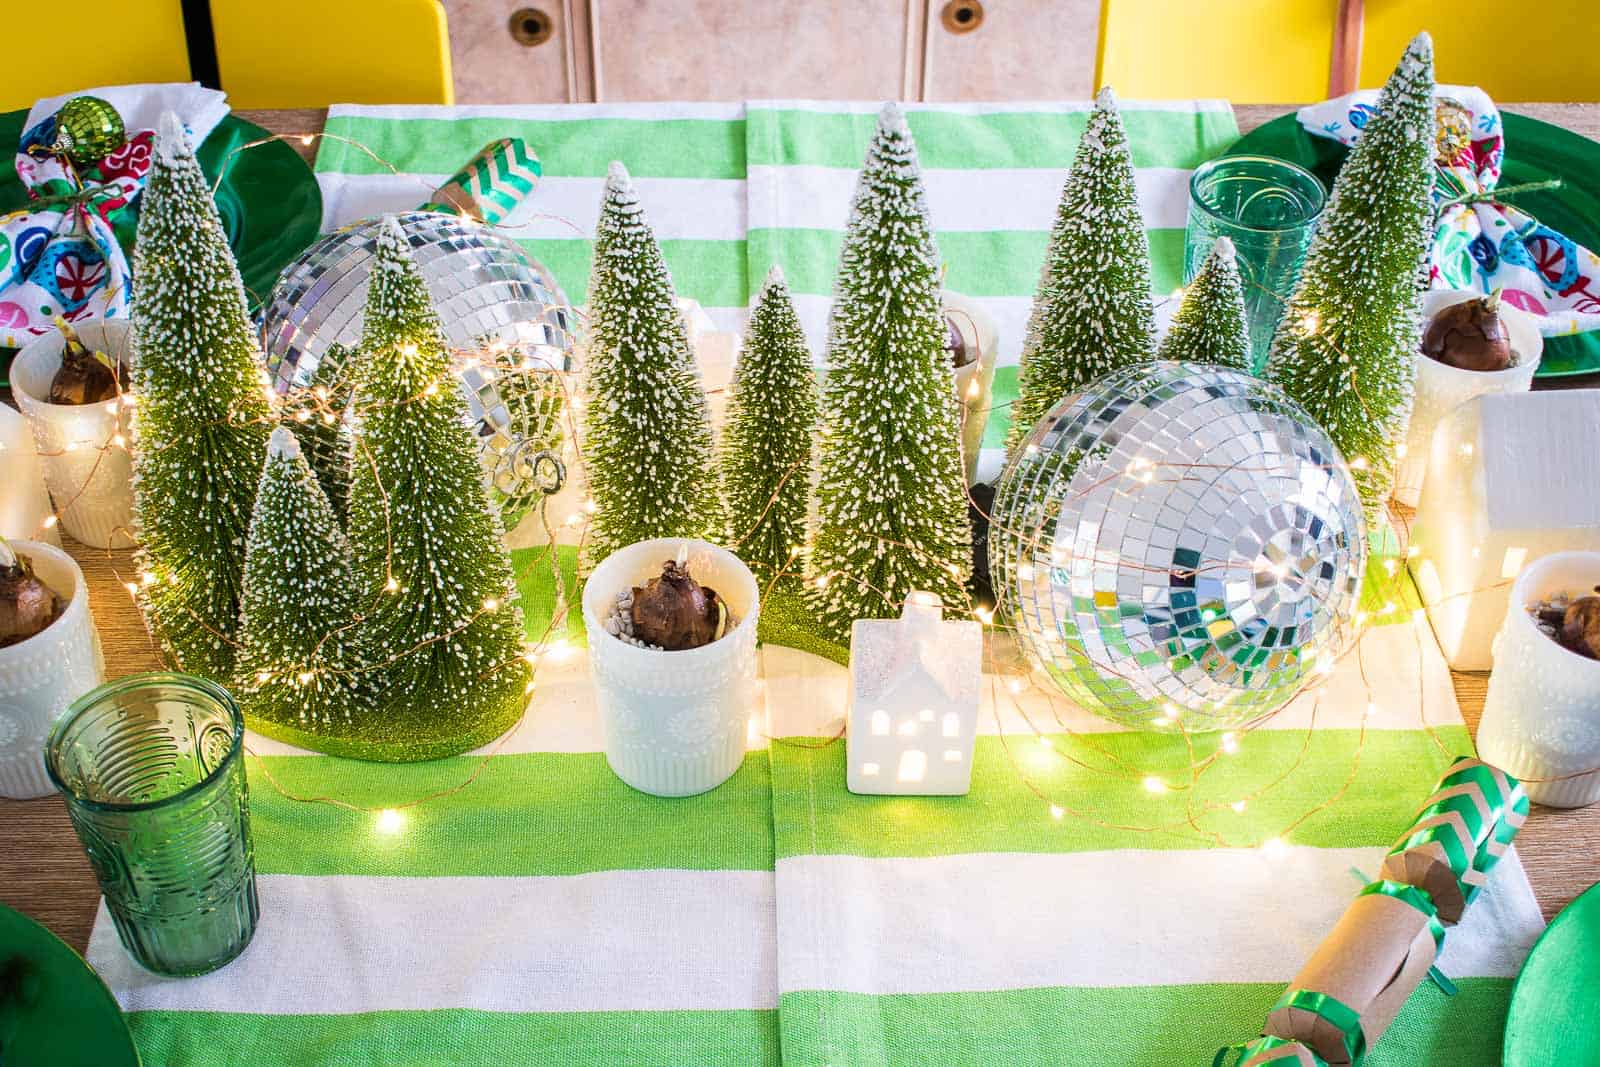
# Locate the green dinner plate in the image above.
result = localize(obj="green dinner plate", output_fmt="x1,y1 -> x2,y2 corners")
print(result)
1504,880 -> 1600,1065
0,109 -> 322,315
0,903 -> 139,1067
1227,110 -> 1600,378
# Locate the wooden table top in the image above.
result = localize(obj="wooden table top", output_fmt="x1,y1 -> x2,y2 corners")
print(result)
4,103 -> 1599,956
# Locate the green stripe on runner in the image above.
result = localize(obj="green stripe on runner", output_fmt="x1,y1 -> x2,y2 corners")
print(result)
510,544 -> 587,650
746,107 -> 1239,170
517,237 -> 747,309
770,727 -> 1472,858
747,228 -> 1185,300
778,978 -> 1508,1067
317,115 -> 747,179
247,751 -> 773,876
129,1008 -> 779,1067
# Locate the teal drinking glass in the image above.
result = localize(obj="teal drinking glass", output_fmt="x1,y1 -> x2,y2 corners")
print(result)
46,672 -> 258,976
1184,155 -> 1326,372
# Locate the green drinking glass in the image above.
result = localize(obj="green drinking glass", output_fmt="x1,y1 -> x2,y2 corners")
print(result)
1185,155 -> 1326,372
45,672 -> 259,977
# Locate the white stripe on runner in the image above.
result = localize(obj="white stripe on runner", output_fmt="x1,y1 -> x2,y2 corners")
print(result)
775,846 -> 1542,995
328,102 -> 748,122
748,99 -> 1234,117
88,870 -> 777,1014
748,165 -> 1194,234
317,172 -> 746,239
761,613 -> 1467,741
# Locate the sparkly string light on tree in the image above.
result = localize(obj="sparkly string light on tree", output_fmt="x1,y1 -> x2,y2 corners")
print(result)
130,111 -> 272,679
720,265 -> 818,582
1156,236 -> 1251,371
344,217 -> 532,761
808,103 -> 971,641
236,427 -> 371,742
1265,32 -> 1436,520
1005,87 -> 1156,458
582,161 -> 722,565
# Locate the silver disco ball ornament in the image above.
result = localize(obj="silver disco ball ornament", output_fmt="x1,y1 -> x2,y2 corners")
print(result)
990,362 -> 1367,731
260,210 -> 577,525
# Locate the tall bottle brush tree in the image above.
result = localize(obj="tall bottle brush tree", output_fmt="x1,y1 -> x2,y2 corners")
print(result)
582,161 -> 722,565
1266,32 -> 1436,520
130,112 -> 272,679
1157,236 -> 1251,371
720,265 -> 818,583
236,427 -> 370,742
808,103 -> 971,641
343,217 -> 532,761
1006,87 -> 1156,457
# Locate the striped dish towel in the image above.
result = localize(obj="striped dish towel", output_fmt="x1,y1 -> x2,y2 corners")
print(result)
311,99 -> 1237,478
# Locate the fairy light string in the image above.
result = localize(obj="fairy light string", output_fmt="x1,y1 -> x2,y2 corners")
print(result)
18,131 -> 1585,846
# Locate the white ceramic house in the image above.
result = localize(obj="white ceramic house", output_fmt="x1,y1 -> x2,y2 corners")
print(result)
1409,390 -> 1600,670
847,593 -> 982,796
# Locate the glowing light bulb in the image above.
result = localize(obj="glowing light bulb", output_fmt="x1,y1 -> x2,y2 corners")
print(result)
423,382 -> 440,397
297,670 -> 314,685
257,670 -> 272,682
384,576 -> 400,592
300,134 -> 314,146
123,581 -> 138,595
974,606 -> 994,625
964,378 -> 980,399
814,575 -> 831,590
583,498 -> 597,514
1220,732 -> 1239,754
483,597 -> 500,611
41,514 -> 57,529
1007,679 -> 1024,695
1049,804 -> 1064,821
1261,837 -> 1289,858
294,409 -> 311,422
1348,456 -> 1368,471
1143,776 -> 1167,794
375,809 -> 405,835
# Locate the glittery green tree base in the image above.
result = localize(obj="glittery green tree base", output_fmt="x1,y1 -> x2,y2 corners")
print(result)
757,584 -> 849,667
244,672 -> 529,762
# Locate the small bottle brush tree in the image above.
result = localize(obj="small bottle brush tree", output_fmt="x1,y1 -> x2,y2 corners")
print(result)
1265,32 -> 1435,520
130,112 -> 272,679
582,162 -> 722,565
286,342 -> 358,520
344,217 -> 532,760
1006,87 -> 1156,457
236,427 -> 369,738
720,265 -> 818,583
808,103 -> 971,641
1157,236 -> 1251,371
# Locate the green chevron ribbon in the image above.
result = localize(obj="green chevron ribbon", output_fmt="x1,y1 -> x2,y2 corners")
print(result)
1438,757 -> 1529,877
422,137 -> 542,226
1213,1034 -> 1330,1067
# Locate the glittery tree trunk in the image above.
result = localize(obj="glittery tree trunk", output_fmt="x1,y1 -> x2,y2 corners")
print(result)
130,111 -> 272,680
1265,33 -> 1436,521
581,162 -> 723,565
1157,236 -> 1252,371
343,217 -> 531,761
1005,87 -> 1157,458
807,103 -> 972,642
719,265 -> 818,584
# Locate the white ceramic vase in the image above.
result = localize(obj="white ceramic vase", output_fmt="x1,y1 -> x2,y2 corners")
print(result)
0,540 -> 104,798
1392,290 -> 1542,508
11,320 -> 136,549
1478,551 -> 1600,808
582,538 -> 759,797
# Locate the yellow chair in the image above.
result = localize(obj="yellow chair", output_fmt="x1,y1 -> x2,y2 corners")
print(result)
1095,0 -> 1344,103
1360,3 -> 1600,100
209,0 -> 453,108
0,0 -> 191,111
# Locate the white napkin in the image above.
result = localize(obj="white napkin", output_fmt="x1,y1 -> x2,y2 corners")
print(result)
25,82 -> 230,147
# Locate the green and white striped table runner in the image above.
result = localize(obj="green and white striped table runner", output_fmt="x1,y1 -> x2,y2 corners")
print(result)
82,102 -> 1547,1065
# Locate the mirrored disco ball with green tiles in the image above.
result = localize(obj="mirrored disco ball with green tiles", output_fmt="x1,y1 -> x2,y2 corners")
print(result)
989,361 -> 1367,731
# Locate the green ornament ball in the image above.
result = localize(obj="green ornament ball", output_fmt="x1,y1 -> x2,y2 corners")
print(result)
53,96 -> 125,164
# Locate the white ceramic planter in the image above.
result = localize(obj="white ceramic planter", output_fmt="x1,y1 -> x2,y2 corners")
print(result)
1478,551 -> 1600,808
11,320 -> 135,549
0,540 -> 104,798
582,538 -> 759,797
0,401 -> 59,546
1393,290 -> 1541,508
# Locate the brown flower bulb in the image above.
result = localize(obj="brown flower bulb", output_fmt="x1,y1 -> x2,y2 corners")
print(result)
630,559 -> 723,650
0,539 -> 60,647
47,316 -> 125,405
1420,294 -> 1513,372
1560,595 -> 1600,661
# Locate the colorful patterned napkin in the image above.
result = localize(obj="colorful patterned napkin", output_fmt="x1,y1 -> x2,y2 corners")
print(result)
1300,85 -> 1600,338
